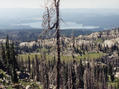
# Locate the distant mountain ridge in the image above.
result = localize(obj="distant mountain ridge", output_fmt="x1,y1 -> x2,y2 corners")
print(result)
0,28 -> 103,41
0,8 -> 119,29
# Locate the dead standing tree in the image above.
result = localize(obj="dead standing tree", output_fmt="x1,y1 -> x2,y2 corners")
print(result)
42,0 -> 61,89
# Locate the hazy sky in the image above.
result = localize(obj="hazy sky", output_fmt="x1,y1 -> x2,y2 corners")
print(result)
0,0 -> 119,8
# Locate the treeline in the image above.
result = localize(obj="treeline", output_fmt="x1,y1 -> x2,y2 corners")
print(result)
0,29 -> 95,42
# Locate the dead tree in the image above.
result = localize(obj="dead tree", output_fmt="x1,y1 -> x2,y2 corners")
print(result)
42,0 -> 61,89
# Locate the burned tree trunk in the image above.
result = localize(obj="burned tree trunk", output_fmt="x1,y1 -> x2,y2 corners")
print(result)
55,1 -> 61,89
42,0 -> 61,88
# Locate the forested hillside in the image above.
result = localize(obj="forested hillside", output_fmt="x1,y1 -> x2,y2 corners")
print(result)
0,28 -> 119,89
0,28 -> 100,42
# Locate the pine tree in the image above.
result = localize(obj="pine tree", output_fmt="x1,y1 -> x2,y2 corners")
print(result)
35,55 -> 40,81
71,61 -> 76,89
5,35 -> 10,70
28,56 -> 31,74
4,36 -> 18,83
10,43 -> 18,83
1,43 -> 6,70
77,60 -> 84,88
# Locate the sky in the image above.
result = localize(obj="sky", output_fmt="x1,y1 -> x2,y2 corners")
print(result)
0,0 -> 119,8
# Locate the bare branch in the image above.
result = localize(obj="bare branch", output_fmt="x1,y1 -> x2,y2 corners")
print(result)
42,1 -> 61,88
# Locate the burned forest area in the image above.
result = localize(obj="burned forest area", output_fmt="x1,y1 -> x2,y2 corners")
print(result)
0,0 -> 119,89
